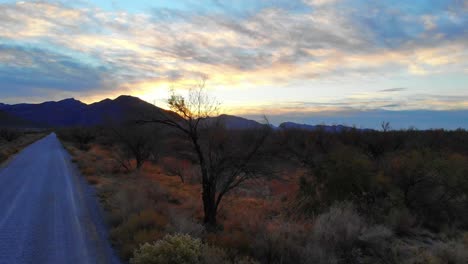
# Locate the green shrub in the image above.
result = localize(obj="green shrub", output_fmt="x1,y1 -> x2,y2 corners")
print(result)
130,234 -> 260,264
130,234 -> 202,264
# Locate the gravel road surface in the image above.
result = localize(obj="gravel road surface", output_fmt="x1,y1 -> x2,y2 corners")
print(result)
0,133 -> 121,264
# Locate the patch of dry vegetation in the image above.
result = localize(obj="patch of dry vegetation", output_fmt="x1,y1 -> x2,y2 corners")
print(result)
59,125 -> 468,264
0,129 -> 48,164
62,139 -> 291,261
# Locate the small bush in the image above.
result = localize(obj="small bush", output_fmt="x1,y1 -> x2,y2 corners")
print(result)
313,202 -> 364,252
386,207 -> 417,235
130,234 -> 202,264
431,240 -> 468,264
111,210 -> 169,259
57,127 -> 95,150
399,239 -> 468,264
0,128 -> 21,142
306,202 -> 365,264
130,233 -> 260,264
86,176 -> 101,185
166,213 -> 205,239
296,146 -> 376,214
253,221 -> 307,264
200,244 -> 230,264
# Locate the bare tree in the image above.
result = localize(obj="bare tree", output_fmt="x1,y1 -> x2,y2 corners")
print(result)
161,157 -> 192,183
110,123 -> 161,171
139,82 -> 271,229
381,121 -> 391,132
72,127 -> 96,150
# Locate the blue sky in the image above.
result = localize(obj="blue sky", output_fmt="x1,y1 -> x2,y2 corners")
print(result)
0,0 -> 467,129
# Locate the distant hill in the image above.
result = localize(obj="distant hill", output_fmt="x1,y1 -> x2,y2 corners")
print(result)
204,114 -> 265,129
0,110 -> 39,128
0,98 -> 87,127
0,96 -> 375,131
84,95 -> 173,125
0,96 -> 269,129
0,96 -> 171,127
279,122 -> 369,132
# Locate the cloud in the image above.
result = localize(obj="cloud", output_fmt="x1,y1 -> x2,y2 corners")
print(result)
0,44 -> 114,97
227,93 -> 468,117
0,0 -> 466,106
303,0 -> 340,6
380,88 -> 407,92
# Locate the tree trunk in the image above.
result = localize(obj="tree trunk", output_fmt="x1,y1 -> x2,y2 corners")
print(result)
136,157 -> 143,170
191,134 -> 218,231
202,184 -> 217,230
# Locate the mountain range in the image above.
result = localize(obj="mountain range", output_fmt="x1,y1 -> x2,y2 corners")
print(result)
0,95 -> 359,131
0,96 -> 170,128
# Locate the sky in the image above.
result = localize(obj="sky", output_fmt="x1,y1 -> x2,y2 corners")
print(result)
0,0 -> 467,129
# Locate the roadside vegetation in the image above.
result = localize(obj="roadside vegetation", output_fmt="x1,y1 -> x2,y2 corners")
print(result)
0,128 -> 48,163
57,88 -> 468,264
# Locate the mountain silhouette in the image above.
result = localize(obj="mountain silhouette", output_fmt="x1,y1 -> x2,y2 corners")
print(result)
278,121 -> 362,132
0,110 -> 39,128
0,96 -> 372,131
0,96 -> 169,127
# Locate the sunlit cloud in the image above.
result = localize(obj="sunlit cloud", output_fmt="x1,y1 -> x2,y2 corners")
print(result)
0,0 -> 467,118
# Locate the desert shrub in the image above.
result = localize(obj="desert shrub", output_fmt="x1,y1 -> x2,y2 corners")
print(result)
0,128 -> 21,142
160,157 -> 197,183
305,202 -> 396,264
166,212 -> 205,239
200,244 -> 230,264
57,127 -> 96,150
357,225 -> 395,263
307,202 -> 365,263
386,150 -> 468,230
234,257 -> 260,264
130,234 -> 259,264
110,123 -> 162,171
105,179 -> 166,225
206,230 -> 252,255
253,221 -> 308,264
386,207 -> 417,235
296,146 -> 376,214
431,240 -> 468,264
200,244 -> 259,264
111,210 -> 169,260
130,234 -> 202,264
319,146 -> 375,203
397,239 -> 468,264
104,179 -> 170,260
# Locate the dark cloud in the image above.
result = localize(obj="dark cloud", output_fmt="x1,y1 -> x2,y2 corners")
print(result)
0,44 -> 113,98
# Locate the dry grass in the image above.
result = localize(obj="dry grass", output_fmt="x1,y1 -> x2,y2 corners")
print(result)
0,132 -> 48,164
62,140 -> 299,261
59,137 -> 468,264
